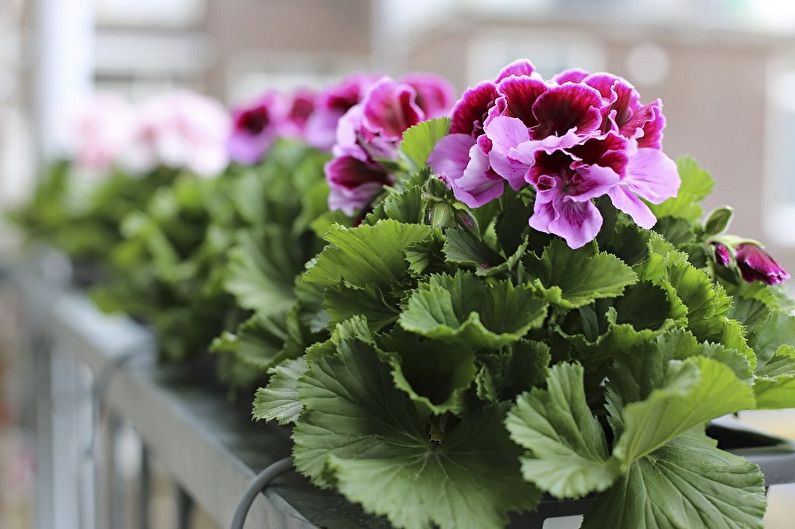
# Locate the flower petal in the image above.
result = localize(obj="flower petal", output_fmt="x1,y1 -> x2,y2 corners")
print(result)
495,59 -> 537,82
625,147 -> 680,204
401,73 -> 455,118
428,134 -> 476,184
450,143 -> 505,207
551,68 -> 589,84
548,198 -> 603,249
495,76 -> 548,128
363,78 -> 423,139
607,185 -> 657,229
325,155 -> 392,214
450,82 -> 499,135
531,83 -> 604,138
485,116 -> 532,190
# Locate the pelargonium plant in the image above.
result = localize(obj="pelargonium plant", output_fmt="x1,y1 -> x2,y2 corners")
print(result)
253,60 -> 795,529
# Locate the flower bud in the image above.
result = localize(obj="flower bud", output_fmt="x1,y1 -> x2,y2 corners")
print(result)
711,242 -> 732,267
704,206 -> 733,235
428,202 -> 455,229
454,209 -> 479,236
735,243 -> 790,285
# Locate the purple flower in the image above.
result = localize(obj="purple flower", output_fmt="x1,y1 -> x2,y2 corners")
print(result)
305,74 -> 379,151
325,155 -> 393,215
429,59 -> 681,249
327,74 -> 454,214
712,242 -> 733,267
227,91 -> 286,165
735,243 -> 790,285
525,133 -> 627,248
283,87 -> 317,138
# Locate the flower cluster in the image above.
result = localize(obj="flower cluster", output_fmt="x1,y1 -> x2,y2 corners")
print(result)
227,74 -> 379,166
121,91 -> 231,178
430,59 -> 680,248
71,91 -> 231,178
69,93 -> 136,172
325,74 -> 455,215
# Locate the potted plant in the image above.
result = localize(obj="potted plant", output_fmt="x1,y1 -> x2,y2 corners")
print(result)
252,59 -> 795,529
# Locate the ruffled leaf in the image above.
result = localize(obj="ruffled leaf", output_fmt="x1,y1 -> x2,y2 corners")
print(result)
252,357 -> 307,425
293,332 -> 538,529
303,219 -> 437,288
524,239 -> 637,309
399,117 -> 451,172
398,271 -> 547,348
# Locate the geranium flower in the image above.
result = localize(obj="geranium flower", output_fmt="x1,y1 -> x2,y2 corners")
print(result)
712,242 -> 733,267
735,243 -> 790,285
227,91 -> 286,165
69,93 -> 135,172
327,74 -> 454,214
428,60 -> 540,207
121,91 -> 230,178
283,87 -> 317,139
430,60 -> 680,248
305,74 -> 379,151
524,133 -> 627,248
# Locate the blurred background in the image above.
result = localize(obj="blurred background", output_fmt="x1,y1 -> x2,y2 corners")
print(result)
2,0 -> 795,527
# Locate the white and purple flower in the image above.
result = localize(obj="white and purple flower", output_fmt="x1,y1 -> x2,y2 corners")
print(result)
429,60 -> 680,248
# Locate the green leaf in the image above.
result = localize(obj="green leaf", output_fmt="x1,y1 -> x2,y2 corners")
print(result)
293,334 -> 538,529
378,330 -> 476,415
303,220 -> 437,288
611,356 -> 756,469
252,357 -> 307,425
399,117 -> 451,172
475,340 -> 550,402
524,239 -> 637,308
582,431 -> 766,529
640,235 -> 756,370
225,230 -> 301,314
442,227 -> 503,273
650,156 -> 714,221
506,363 -> 619,498
381,181 -> 424,223
210,311 -> 289,370
324,283 -> 399,331
398,272 -> 548,348
753,345 -> 795,408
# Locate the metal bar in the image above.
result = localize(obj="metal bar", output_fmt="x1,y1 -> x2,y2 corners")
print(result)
175,486 -> 194,529
139,444 -> 151,529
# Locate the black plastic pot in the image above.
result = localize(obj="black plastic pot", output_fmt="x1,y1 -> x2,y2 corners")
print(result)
507,422 -> 795,528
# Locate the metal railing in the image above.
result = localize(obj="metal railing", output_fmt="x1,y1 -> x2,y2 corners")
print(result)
10,256 -> 384,529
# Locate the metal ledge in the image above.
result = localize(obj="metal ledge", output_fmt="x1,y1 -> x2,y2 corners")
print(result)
16,267 -> 390,529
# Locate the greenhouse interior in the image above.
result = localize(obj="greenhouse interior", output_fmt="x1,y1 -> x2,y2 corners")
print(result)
3,0 -> 795,528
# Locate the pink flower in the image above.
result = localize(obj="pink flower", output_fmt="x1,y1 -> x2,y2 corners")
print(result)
227,91 -> 286,165
122,91 -> 230,178
430,59 -> 680,248
305,74 -> 380,151
284,87 -> 317,139
735,243 -> 790,285
525,133 -> 627,248
712,242 -> 732,267
327,74 -> 454,214
69,93 -> 135,172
